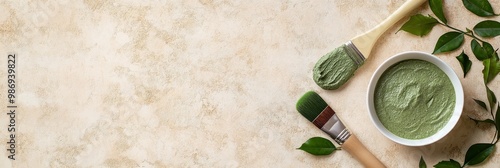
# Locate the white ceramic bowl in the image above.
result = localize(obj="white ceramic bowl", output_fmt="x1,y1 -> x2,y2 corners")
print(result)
367,51 -> 464,146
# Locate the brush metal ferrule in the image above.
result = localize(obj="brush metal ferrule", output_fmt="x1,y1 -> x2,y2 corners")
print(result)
344,41 -> 365,67
335,128 -> 351,144
312,106 -> 351,145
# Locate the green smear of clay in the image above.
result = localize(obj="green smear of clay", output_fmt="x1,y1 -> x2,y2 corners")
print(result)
313,45 -> 359,90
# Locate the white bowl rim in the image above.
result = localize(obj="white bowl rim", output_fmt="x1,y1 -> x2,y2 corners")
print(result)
367,51 -> 464,146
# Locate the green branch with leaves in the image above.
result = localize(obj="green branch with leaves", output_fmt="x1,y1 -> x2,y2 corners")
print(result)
398,0 -> 500,167
399,0 -> 500,83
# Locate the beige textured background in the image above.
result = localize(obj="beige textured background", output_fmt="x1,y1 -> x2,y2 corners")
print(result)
0,0 -> 499,167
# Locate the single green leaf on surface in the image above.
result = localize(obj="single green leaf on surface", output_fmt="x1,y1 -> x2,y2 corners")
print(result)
433,32 -> 465,54
462,0 -> 496,17
297,137 -> 338,155
474,20 -> 500,37
482,56 -> 500,83
456,51 -> 472,77
399,14 -> 439,37
471,39 -> 490,60
474,99 -> 488,111
486,86 -> 497,111
433,159 -> 461,168
429,0 -> 447,24
480,42 -> 497,63
464,143 -> 495,165
469,117 -> 496,125
420,156 -> 427,168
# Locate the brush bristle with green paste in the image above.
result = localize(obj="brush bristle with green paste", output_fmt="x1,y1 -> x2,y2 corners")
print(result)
312,0 -> 425,91
296,91 -> 328,122
313,44 -> 363,90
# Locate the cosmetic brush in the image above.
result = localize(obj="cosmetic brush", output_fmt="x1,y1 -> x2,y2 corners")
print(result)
313,0 -> 426,90
296,91 -> 385,168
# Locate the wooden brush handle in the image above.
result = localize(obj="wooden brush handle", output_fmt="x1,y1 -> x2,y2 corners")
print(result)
342,135 -> 386,168
351,0 -> 426,58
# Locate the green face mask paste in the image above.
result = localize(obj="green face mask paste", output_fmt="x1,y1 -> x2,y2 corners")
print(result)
374,59 -> 455,139
313,45 -> 359,90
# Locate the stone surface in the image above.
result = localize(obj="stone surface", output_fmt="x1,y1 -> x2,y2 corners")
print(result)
0,0 -> 499,167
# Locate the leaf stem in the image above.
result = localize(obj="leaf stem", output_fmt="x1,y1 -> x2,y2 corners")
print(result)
438,23 -> 487,43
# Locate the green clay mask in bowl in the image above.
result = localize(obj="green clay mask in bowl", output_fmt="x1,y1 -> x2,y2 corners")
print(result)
367,51 -> 464,146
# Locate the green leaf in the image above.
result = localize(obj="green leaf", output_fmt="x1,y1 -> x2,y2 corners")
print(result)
399,14 -> 439,37
471,39 -> 490,60
482,56 -> 500,83
464,143 -> 495,165
433,32 -> 465,54
474,99 -> 488,111
429,0 -> 447,24
456,51 -> 472,77
486,86 -> 497,111
469,117 -> 496,125
297,137 -> 338,155
474,20 -> 500,37
462,0 -> 496,17
420,156 -> 427,168
433,159 -> 461,168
